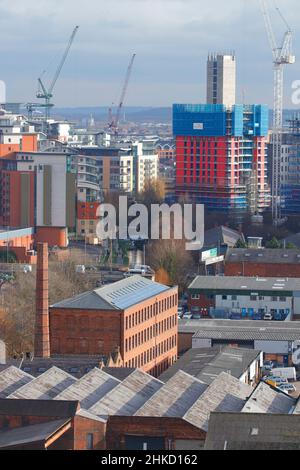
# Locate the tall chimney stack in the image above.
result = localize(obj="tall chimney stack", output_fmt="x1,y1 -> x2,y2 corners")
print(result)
34,242 -> 50,358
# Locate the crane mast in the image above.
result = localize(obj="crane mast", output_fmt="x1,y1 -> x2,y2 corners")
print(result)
36,25 -> 79,121
109,54 -> 136,136
260,0 -> 295,225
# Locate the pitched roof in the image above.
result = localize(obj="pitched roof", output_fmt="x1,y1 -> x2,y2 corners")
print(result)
242,381 -> 296,414
225,248 -> 300,265
55,368 -> 120,409
135,370 -> 208,417
159,347 -> 261,385
205,412 -> 300,450
0,419 -> 71,449
0,366 -> 33,398
9,366 -> 77,400
89,370 -> 163,418
182,372 -> 252,432
0,398 -> 79,417
204,226 -> 244,248
188,275 -> 300,293
51,275 -> 172,311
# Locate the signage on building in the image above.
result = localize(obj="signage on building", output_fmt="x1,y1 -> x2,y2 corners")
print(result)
205,255 -> 224,266
193,123 -> 204,130
201,248 -> 218,261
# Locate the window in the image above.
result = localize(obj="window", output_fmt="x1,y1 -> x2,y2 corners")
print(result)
250,295 -> 257,301
231,295 -> 237,301
222,295 -> 227,300
191,294 -> 200,300
86,433 -> 94,450
279,297 -> 286,302
271,297 -> 278,302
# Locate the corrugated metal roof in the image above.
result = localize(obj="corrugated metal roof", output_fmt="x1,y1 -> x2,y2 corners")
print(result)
0,398 -> 79,417
226,248 -> 300,265
89,369 -> 163,418
0,418 -> 70,449
9,367 -> 77,400
179,319 -> 300,341
188,275 -> 300,292
52,275 -> 172,310
55,368 -> 120,409
183,372 -> 252,431
135,370 -> 207,417
242,382 -> 296,414
159,347 -> 261,384
0,366 -> 33,398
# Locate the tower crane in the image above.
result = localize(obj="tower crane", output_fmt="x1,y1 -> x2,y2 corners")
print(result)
108,53 -> 136,136
36,25 -> 79,121
260,0 -> 295,225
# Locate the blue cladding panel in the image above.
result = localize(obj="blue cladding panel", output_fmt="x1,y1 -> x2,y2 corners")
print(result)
173,104 -> 226,137
232,105 -> 244,137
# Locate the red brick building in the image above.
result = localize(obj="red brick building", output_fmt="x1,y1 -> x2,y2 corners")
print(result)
225,248 -> 300,278
0,399 -> 106,450
50,275 -> 178,376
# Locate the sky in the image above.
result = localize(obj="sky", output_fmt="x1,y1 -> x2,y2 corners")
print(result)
0,0 -> 300,108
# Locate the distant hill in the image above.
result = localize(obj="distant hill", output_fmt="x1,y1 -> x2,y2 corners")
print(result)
52,106 -> 172,123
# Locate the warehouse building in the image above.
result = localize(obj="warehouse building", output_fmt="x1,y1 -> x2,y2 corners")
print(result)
188,275 -> 300,320
178,319 -> 300,365
224,248 -> 300,278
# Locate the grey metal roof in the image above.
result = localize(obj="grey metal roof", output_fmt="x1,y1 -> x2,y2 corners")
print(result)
182,372 -> 253,432
205,412 -> 300,450
0,366 -> 33,398
179,319 -> 300,341
242,382 -> 296,414
55,368 -> 120,409
204,226 -> 244,248
89,369 -> 163,418
0,398 -> 79,417
197,348 -> 261,385
0,418 -> 70,449
225,248 -> 300,265
135,370 -> 208,418
188,275 -> 300,293
51,275 -> 172,310
9,367 -> 77,400
159,347 -> 221,382
159,347 -> 261,384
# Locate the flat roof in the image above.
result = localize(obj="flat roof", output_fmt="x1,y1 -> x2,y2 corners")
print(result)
185,319 -> 300,342
188,275 -> 300,293
52,275 -> 173,311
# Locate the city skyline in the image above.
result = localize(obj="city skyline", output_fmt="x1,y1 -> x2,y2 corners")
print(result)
0,0 -> 299,108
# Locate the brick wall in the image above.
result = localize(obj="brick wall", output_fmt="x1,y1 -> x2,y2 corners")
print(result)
50,308 -> 122,356
106,416 -> 206,450
225,262 -> 300,278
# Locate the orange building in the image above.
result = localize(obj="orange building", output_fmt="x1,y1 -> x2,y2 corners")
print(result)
50,275 -> 178,377
0,134 -> 37,157
76,201 -> 100,237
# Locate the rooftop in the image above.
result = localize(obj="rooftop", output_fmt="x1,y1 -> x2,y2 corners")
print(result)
51,275 -> 172,311
188,275 -> 300,293
204,226 -> 244,248
225,248 -> 300,265
159,347 -> 261,384
205,412 -> 300,450
179,319 -> 300,340
242,381 -> 296,414
0,366 -> 33,398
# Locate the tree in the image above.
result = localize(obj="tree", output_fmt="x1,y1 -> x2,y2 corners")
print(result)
235,239 -> 248,249
266,237 -> 282,249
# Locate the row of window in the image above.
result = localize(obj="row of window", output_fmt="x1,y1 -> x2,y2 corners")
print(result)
219,294 -> 287,302
125,315 -> 177,352
125,294 -> 177,330
125,336 -> 177,368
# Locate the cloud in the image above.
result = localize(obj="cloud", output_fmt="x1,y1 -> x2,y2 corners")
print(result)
0,0 -> 299,107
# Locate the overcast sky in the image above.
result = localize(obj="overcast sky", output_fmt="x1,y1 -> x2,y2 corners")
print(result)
0,0 -> 299,108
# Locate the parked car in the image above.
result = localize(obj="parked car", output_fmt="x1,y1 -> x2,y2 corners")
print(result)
264,312 -> 274,321
263,360 -> 274,371
278,383 -> 296,394
182,311 -> 193,320
265,375 -> 288,385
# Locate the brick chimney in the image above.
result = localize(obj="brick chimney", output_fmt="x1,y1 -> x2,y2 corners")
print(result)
34,242 -> 50,358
